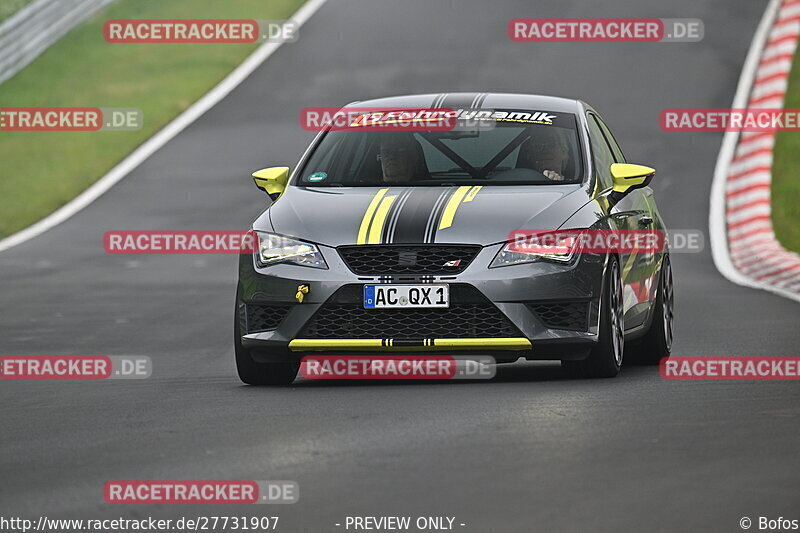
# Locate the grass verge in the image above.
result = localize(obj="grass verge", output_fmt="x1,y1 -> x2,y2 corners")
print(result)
771,51 -> 800,253
0,0 -> 302,238
0,0 -> 35,24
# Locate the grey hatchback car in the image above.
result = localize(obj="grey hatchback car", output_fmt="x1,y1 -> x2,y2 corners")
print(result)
235,92 -> 674,385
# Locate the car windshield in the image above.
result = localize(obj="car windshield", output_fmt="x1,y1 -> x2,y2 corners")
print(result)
297,110 -> 583,186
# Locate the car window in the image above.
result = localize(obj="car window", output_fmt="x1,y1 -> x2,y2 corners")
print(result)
587,114 -> 616,191
296,110 -> 584,186
593,115 -> 626,163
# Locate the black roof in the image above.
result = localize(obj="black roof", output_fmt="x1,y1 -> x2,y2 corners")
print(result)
347,92 -> 584,113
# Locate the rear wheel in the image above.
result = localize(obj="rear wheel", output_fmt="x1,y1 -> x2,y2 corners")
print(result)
562,255 -> 624,378
628,255 -> 673,365
234,288 -> 298,386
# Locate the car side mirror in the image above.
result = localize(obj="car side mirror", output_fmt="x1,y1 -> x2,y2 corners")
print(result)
610,163 -> 655,194
252,167 -> 290,199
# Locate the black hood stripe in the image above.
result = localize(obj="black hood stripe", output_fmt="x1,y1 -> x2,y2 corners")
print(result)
384,188 -> 413,243
425,189 -> 455,243
389,187 -> 447,244
440,93 -> 483,110
469,93 -> 482,108
431,93 -> 448,109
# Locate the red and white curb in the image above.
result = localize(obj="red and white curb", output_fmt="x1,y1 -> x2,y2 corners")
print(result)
710,0 -> 800,303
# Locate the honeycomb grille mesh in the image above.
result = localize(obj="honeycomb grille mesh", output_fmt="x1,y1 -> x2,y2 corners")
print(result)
338,245 -> 480,275
301,305 -> 517,339
529,301 -> 589,331
245,304 -> 291,333
300,285 -> 520,339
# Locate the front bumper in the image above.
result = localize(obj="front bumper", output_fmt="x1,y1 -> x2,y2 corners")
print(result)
288,337 -> 533,351
237,243 -> 605,362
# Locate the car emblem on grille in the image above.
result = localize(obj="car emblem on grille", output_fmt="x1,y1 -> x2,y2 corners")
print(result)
443,259 -> 462,267
398,250 -> 418,266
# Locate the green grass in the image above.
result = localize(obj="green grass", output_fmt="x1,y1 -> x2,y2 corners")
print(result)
0,0 -> 35,23
0,0 -> 302,238
772,51 -> 800,253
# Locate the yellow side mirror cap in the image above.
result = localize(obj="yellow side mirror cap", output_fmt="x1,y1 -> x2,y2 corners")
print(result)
610,163 -> 655,193
252,167 -> 290,197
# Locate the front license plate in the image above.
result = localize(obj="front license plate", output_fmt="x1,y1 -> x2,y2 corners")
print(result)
364,284 -> 449,309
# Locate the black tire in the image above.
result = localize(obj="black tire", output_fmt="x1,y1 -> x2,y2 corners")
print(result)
562,255 -> 624,378
627,255 -> 674,365
234,288 -> 298,386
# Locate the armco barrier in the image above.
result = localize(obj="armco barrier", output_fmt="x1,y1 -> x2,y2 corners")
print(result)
0,0 -> 116,85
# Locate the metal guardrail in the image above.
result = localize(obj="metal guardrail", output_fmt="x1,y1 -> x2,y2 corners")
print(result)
0,0 -> 116,85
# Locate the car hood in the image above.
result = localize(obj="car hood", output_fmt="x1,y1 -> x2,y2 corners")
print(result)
259,184 -> 590,247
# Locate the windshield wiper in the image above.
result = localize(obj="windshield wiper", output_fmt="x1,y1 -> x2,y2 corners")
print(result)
430,169 -> 471,175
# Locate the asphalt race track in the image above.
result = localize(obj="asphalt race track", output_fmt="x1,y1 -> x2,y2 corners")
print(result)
1,1 -> 799,531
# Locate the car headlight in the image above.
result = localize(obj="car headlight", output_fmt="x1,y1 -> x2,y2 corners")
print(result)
490,231 -> 578,268
254,231 -> 327,269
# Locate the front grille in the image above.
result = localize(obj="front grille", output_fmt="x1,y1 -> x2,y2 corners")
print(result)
245,304 -> 291,333
338,245 -> 480,275
299,285 -> 520,339
529,301 -> 589,331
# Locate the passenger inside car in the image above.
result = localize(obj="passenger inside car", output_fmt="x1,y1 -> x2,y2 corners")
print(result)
516,127 -> 570,181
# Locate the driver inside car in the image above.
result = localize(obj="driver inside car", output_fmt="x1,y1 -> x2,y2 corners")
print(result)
379,132 -> 420,184
518,127 -> 570,182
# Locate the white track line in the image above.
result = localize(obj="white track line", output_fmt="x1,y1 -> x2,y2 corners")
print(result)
709,0 -> 800,303
0,0 -> 328,253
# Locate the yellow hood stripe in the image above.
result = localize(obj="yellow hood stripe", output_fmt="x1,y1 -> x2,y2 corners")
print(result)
357,188 -> 389,245
367,195 -> 397,244
464,185 -> 482,202
438,185 -> 472,230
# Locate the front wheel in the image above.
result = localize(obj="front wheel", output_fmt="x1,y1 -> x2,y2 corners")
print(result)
562,255 -> 624,378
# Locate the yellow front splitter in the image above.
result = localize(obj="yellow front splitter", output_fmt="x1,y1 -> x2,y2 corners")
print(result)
288,338 -> 532,352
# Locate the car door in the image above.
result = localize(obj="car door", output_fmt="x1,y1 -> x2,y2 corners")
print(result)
587,113 -> 659,329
